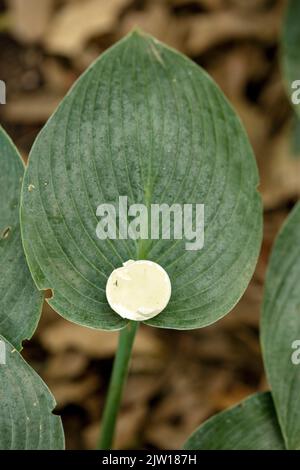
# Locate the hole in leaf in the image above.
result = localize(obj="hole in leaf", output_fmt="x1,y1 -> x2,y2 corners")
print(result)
44,288 -> 54,300
1,226 -> 11,240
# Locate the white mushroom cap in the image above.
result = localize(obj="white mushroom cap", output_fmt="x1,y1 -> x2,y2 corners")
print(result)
106,260 -> 171,321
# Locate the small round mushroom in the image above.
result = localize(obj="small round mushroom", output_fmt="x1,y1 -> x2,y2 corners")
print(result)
106,260 -> 171,321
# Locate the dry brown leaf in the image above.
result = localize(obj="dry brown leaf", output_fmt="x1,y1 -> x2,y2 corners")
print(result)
49,375 -> 99,407
231,98 -> 269,160
122,374 -> 163,406
259,72 -> 291,128
39,319 -> 165,359
44,0 -> 131,57
213,384 -> 257,410
169,0 -> 223,10
261,210 -> 288,264
8,0 -> 54,43
84,404 -> 147,449
207,45 -> 269,101
120,2 -> 184,51
259,375 -> 269,391
191,332 -> 240,362
259,123 -> 300,209
226,280 -> 262,328
3,92 -> 62,124
144,363 -> 228,448
145,386 -> 212,449
42,58 -> 76,94
185,9 -> 281,56
44,350 -> 88,380
227,0 -> 286,14
72,45 -> 104,73
130,351 -> 168,374
145,421 -> 193,450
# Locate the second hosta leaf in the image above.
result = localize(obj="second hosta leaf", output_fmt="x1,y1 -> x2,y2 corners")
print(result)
183,392 -> 285,450
0,334 -> 64,449
21,32 -> 262,330
261,202 -> 300,449
0,126 -> 43,350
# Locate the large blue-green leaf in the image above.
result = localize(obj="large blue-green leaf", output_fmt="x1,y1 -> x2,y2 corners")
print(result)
183,392 -> 285,450
0,126 -> 43,350
0,334 -> 64,449
261,202 -> 300,450
20,31 -> 262,330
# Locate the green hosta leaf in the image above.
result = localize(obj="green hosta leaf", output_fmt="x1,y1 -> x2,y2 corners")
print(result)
0,334 -> 64,449
183,392 -> 285,450
261,202 -> 300,450
20,31 -> 262,330
0,126 -> 43,350
282,0 -> 300,116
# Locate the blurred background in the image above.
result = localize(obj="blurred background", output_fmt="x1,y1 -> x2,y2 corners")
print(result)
0,0 -> 299,450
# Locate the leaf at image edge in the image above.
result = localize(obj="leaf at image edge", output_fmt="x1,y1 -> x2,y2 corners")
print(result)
0,125 -> 43,350
0,334 -> 64,450
183,392 -> 285,450
261,202 -> 300,450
